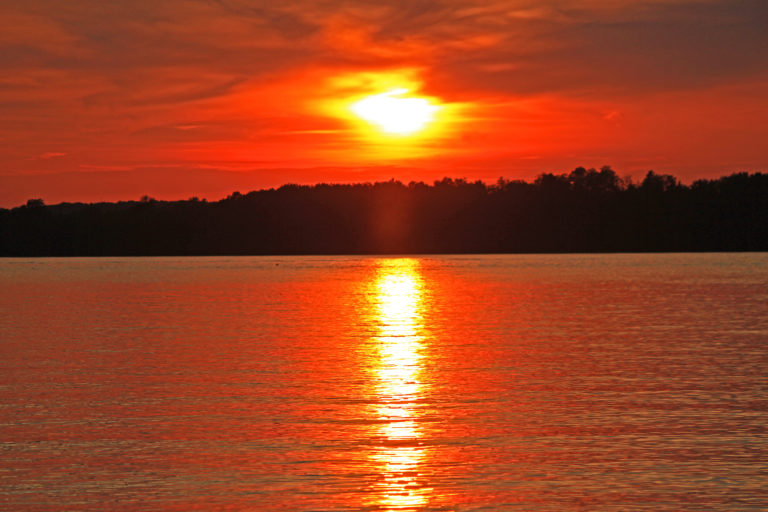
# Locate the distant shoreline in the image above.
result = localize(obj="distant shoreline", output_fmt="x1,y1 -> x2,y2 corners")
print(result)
2,168 -> 766,256
1,250 -> 767,259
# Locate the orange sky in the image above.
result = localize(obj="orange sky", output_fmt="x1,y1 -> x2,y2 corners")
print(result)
1,0 -> 767,206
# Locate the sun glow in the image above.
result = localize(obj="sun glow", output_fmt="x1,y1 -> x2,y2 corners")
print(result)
351,88 -> 440,136
313,70 -> 466,161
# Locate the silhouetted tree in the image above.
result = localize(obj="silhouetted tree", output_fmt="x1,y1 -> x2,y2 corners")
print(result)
1,170 -> 765,256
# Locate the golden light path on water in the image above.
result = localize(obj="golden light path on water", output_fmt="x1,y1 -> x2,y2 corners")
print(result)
369,259 -> 430,511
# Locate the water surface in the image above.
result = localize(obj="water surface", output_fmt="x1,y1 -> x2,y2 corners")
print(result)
1,254 -> 767,510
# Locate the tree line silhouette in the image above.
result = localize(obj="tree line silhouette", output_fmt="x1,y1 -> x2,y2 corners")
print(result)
1,167 -> 766,256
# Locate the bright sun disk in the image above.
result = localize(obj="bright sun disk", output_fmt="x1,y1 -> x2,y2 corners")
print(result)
351,88 -> 440,136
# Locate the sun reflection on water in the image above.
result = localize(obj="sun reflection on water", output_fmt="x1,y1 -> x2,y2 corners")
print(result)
368,259 -> 431,511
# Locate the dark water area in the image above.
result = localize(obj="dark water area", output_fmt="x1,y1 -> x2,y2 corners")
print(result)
1,254 -> 767,511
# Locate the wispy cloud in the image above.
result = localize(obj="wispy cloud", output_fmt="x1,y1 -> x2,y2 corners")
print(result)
38,152 -> 67,159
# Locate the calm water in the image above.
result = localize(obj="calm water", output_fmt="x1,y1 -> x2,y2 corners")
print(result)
1,254 -> 767,511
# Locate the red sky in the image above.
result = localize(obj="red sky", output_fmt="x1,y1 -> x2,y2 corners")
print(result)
2,0 -> 767,206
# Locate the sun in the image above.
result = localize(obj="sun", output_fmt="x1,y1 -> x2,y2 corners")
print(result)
351,88 -> 440,136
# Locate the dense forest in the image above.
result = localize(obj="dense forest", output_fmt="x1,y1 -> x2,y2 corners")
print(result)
1,167 -> 766,256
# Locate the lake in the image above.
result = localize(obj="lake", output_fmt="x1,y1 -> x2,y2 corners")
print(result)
1,254 -> 767,511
